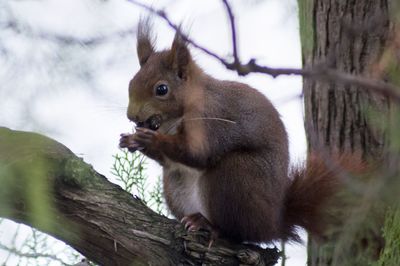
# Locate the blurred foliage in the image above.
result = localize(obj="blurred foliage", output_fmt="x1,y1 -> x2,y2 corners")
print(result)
307,88 -> 400,265
375,208 -> 400,266
367,7 -> 400,264
0,0 -> 135,132
299,0 -> 400,265
0,222 -> 84,266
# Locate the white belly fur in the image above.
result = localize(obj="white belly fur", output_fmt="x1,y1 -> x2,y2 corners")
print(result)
163,158 -> 207,218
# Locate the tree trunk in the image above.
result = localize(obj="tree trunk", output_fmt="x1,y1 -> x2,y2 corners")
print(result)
300,0 -> 393,265
303,0 -> 390,158
0,127 -> 279,266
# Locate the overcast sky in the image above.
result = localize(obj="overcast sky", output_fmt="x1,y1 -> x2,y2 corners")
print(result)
0,0 -> 307,264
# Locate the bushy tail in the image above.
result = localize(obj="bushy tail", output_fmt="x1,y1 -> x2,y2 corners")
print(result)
283,153 -> 366,242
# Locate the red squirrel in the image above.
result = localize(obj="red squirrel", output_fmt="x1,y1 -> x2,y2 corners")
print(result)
119,20 -> 348,243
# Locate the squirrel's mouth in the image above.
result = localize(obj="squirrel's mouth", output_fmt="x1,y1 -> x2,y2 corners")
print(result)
136,114 -> 162,131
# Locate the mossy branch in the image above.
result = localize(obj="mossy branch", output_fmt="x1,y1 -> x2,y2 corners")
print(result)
0,127 -> 279,266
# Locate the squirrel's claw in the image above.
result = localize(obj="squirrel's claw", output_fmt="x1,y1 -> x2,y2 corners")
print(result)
181,213 -> 214,232
181,212 -> 219,249
181,213 -> 220,249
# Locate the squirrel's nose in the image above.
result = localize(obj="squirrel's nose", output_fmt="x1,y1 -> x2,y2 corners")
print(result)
127,112 -> 139,123
127,113 -> 145,127
127,103 -> 142,123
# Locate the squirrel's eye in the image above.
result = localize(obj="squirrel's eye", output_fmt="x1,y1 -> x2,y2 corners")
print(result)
155,84 -> 169,96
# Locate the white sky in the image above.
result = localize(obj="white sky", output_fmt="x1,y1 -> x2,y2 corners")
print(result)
0,0 -> 307,265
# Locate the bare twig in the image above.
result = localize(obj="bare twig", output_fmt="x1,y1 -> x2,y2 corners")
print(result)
3,20 -> 135,46
0,242 -> 74,266
221,0 -> 239,64
126,0 -> 400,102
126,0 -> 230,64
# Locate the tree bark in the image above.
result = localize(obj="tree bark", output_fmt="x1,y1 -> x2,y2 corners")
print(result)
303,0 -> 390,159
300,0 -> 392,265
0,127 -> 279,266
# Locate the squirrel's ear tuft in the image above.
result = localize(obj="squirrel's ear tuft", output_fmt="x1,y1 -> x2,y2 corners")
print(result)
169,30 -> 191,80
137,18 -> 155,66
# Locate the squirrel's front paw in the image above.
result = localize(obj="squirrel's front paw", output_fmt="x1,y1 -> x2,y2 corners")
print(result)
119,133 -> 141,152
132,127 -> 161,150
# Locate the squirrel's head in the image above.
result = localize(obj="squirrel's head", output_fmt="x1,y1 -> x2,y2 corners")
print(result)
127,19 -> 195,130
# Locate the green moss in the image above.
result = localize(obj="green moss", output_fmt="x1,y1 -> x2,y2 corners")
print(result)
62,156 -> 97,188
376,208 -> 400,266
298,0 -> 315,61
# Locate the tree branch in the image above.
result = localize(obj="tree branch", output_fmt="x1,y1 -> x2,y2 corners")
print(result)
0,127 -> 279,266
126,0 -> 400,103
2,19 -> 135,46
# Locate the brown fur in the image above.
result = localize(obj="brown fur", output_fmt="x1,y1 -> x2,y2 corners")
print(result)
124,20 -> 359,243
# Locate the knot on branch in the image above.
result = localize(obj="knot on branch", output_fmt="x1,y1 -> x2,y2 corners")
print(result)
225,59 -> 257,76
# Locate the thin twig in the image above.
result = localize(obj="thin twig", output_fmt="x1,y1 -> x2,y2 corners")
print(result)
0,243 -> 73,266
3,20 -> 135,46
221,0 -> 239,64
126,0 -> 230,65
126,0 -> 400,102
